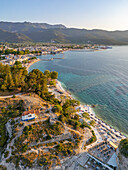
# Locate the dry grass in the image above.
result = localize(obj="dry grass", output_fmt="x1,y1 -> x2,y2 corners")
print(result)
0,97 -> 23,111
19,93 -> 51,110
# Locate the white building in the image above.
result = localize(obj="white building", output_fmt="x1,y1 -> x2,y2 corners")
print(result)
22,110 -> 39,121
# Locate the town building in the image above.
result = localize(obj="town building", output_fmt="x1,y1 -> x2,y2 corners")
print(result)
22,110 -> 40,121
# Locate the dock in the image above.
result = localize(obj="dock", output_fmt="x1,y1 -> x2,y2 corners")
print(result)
40,57 -> 64,61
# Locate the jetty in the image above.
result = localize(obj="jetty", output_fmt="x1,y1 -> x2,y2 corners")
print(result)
40,57 -> 64,61
40,59 -> 53,61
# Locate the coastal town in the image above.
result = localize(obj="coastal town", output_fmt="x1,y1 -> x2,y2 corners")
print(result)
0,44 -> 66,66
0,43 -> 112,67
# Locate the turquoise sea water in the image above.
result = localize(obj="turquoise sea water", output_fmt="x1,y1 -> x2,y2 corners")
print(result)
29,46 -> 128,136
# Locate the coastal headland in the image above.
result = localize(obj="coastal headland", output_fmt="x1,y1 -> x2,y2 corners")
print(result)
0,46 -> 127,170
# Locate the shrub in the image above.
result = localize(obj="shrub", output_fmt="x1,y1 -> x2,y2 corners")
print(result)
86,130 -> 96,145
51,71 -> 58,79
46,132 -> 52,140
21,144 -> 28,153
82,112 -> 90,119
80,121 -> 91,129
6,156 -> 13,163
4,151 -> 9,158
58,115 -> 65,123
19,122 -> 24,127
0,165 -> 7,170
38,157 -> 48,166
55,142 -> 74,156
52,105 -> 62,113
119,138 -> 128,157
12,95 -> 16,98
90,120 -> 96,127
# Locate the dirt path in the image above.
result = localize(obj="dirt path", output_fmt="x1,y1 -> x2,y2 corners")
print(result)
0,125 -> 24,170
0,93 -> 22,99
30,133 -> 72,147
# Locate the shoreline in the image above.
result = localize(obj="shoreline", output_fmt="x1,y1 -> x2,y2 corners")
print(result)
26,58 -> 40,71
55,80 -> 73,99
56,79 -> 126,139
27,60 -> 127,139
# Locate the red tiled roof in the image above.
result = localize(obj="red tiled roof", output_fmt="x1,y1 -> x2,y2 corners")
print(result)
22,110 -> 39,116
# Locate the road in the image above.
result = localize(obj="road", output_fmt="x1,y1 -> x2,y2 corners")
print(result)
0,93 -> 22,99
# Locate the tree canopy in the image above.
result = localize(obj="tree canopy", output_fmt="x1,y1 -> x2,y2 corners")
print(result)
0,64 -> 59,104
119,138 -> 128,158
51,71 -> 58,79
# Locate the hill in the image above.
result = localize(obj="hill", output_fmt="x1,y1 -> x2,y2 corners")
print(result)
25,28 -> 128,44
0,21 -> 66,33
0,29 -> 32,43
1,21 -> 128,44
0,64 -> 93,169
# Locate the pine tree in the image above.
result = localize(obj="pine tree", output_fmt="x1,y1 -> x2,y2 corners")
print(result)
1,84 -> 7,91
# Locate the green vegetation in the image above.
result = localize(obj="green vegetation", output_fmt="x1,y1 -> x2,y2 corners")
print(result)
62,99 -> 79,116
0,116 -> 8,147
55,142 -> 75,156
85,130 -> 97,146
80,121 -> 91,129
82,112 -> 90,119
51,71 -> 58,79
52,105 -> 62,113
4,151 -> 9,158
22,57 -> 37,64
14,120 -> 64,153
37,152 -> 60,168
52,99 -> 91,131
0,63 -> 59,104
1,22 -> 128,44
6,119 -> 72,168
90,120 -> 96,127
30,56 -> 37,60
0,29 -> 32,43
0,63 -> 95,169
14,61 -> 22,65
119,138 -> 128,158
0,48 -> 41,55
0,99 -> 24,147
0,165 -> 7,170
44,70 -> 50,78
0,56 -> 5,60
0,63 -> 28,91
6,112 -> 84,168
49,80 -> 56,86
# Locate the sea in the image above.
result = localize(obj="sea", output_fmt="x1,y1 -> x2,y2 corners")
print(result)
29,46 -> 128,136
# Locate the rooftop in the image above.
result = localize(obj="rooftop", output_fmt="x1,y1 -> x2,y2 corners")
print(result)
22,110 -> 40,116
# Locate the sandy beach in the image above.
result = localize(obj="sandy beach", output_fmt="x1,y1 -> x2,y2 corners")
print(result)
26,58 -> 40,71
55,80 -> 126,139
56,80 -> 73,98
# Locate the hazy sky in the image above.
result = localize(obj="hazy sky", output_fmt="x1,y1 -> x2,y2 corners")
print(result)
1,0 -> 128,31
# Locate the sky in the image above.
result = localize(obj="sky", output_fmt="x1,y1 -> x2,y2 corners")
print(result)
1,0 -> 128,31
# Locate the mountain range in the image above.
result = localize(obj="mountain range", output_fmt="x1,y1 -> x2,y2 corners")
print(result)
0,21 -> 128,44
